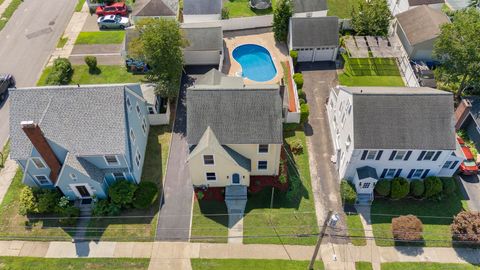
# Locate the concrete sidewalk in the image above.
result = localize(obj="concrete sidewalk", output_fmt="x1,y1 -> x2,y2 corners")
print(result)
0,158 -> 17,204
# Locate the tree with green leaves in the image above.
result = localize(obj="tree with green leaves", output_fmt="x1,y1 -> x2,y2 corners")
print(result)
350,0 -> 392,37
273,0 -> 292,42
128,18 -> 187,99
433,8 -> 480,100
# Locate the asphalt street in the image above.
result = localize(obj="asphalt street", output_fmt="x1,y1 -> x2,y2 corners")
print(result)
0,0 -> 75,148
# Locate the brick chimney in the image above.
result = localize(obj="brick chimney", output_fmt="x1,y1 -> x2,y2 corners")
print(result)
21,121 -> 62,183
455,99 -> 472,130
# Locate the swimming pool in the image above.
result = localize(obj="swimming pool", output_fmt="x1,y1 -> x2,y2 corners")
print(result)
232,44 -> 277,82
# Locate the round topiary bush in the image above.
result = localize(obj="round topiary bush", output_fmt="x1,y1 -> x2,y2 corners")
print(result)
133,181 -> 158,209
46,58 -> 73,85
297,88 -> 306,100
109,180 -> 138,208
84,55 -> 97,73
424,176 -> 443,198
441,177 -> 456,195
451,211 -> 480,245
390,177 -> 410,200
293,73 -> 304,88
375,179 -> 391,197
290,50 -> 298,65
300,104 -> 310,124
392,215 -> 423,241
410,180 -> 425,198
340,180 -> 357,205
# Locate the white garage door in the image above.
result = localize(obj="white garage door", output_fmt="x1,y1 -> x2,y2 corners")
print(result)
314,47 -> 336,61
297,48 -> 314,62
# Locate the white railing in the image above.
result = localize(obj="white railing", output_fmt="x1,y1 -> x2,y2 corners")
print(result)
285,58 -> 301,123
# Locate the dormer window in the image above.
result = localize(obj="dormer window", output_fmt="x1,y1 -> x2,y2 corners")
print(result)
203,155 -> 214,165
31,157 -> 46,169
104,155 -> 119,166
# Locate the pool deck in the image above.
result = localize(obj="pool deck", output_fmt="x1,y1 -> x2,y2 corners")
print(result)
222,28 -> 290,85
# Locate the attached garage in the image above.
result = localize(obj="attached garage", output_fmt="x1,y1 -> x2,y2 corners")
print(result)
182,23 -> 224,66
288,16 -> 339,62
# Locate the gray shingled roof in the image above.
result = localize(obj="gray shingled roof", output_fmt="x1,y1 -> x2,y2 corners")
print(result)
223,146 -> 251,171
357,166 -> 378,180
290,16 -> 339,48
342,87 -> 456,150
293,0 -> 327,13
187,82 -> 283,145
132,0 -> 178,17
182,26 -> 223,51
396,5 -> 449,46
465,97 -> 480,123
183,0 -> 222,15
9,85 -> 131,160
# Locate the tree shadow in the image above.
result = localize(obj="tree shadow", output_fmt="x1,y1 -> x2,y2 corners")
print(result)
88,67 -> 102,75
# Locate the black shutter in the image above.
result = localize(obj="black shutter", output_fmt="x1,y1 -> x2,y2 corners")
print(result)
394,169 -> 402,177
417,151 -> 426,161
421,169 -> 430,178
407,169 -> 415,178
380,169 -> 388,178
389,151 -> 397,160
404,151 -> 412,161
450,161 -> 459,169
375,150 -> 383,160
432,151 -> 442,161
361,150 -> 368,160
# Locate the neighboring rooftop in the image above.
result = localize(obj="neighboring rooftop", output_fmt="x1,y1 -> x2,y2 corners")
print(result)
340,86 -> 456,150
408,0 -> 445,6
181,24 -> 223,51
187,70 -> 283,145
132,0 -> 178,17
290,16 -> 339,47
193,69 -> 245,89
464,96 -> 480,123
396,5 -> 449,45
293,0 -> 328,13
183,0 -> 222,15
9,85 -> 136,160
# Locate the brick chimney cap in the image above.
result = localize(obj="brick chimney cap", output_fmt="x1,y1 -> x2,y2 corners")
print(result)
20,121 -> 36,128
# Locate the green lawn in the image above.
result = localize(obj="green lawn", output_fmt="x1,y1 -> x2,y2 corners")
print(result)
1,139 -> 10,168
75,0 -> 86,12
382,262 -> 480,270
190,200 -> 229,243
346,213 -> 366,246
75,31 -> 126,45
37,65 -> 145,86
0,257 -> 149,270
191,259 -> 324,270
87,125 -> 172,241
56,36 -> 68,48
224,0 -> 276,17
371,181 -> 467,247
327,0 -> 363,18
338,74 -> 405,86
0,0 -> 23,31
356,262 -> 373,270
243,130 -> 318,245
339,55 -> 405,86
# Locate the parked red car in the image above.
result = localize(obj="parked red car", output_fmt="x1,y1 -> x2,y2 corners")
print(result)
457,137 -> 479,175
96,2 -> 128,16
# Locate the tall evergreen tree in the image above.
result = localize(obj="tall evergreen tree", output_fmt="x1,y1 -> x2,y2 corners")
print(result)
273,0 -> 293,42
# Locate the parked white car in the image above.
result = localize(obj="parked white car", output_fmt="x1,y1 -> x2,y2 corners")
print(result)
97,15 -> 130,30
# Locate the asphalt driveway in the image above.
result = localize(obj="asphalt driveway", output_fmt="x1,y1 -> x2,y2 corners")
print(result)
457,174 -> 480,211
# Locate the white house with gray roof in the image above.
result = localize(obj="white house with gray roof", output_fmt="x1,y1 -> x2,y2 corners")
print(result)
288,16 -> 339,62
183,0 -> 222,23
181,23 -> 224,67
327,86 -> 462,203
292,0 -> 328,17
132,0 -> 179,21
9,84 -> 152,201
388,0 -> 444,16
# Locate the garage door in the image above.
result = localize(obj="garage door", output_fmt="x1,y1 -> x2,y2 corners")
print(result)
297,48 -> 314,62
314,47 -> 336,61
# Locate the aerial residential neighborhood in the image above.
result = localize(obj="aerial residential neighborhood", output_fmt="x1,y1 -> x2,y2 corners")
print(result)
0,0 -> 479,269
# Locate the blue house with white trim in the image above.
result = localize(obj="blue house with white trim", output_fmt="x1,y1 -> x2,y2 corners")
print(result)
9,84 -> 152,200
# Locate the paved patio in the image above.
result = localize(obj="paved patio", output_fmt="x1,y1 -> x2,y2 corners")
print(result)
222,28 -> 290,85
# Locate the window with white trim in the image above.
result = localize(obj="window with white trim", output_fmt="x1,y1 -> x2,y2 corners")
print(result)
135,150 -> 141,168
258,161 -> 268,170
126,97 -> 132,111
203,155 -> 214,165
206,172 -> 216,181
258,144 -> 269,153
394,151 -> 407,160
142,117 -> 147,135
130,129 -> 136,144
366,150 -> 378,160
423,151 -> 435,160
113,172 -> 127,181
70,173 -> 77,180
385,169 -> 396,178
31,157 -> 46,169
412,169 -> 424,179
443,160 -> 453,169
136,103 -> 141,118
147,106 -> 155,114
34,175 -> 51,185
104,155 -> 119,166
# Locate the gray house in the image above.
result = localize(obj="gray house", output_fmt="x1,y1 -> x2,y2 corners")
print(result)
131,0 -> 178,21
395,5 -> 449,62
183,0 -> 222,23
9,84 -> 151,201
288,16 -> 339,62
292,0 -> 328,17
181,23 -> 224,67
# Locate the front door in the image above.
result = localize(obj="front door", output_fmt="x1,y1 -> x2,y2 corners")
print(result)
75,185 -> 91,198
232,173 -> 240,185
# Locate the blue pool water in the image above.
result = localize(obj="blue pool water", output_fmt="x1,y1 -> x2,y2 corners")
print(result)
232,44 -> 277,82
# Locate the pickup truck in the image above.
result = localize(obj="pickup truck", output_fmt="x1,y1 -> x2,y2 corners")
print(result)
0,74 -> 15,102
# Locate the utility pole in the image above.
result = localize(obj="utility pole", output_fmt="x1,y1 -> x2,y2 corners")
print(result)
308,210 -> 333,270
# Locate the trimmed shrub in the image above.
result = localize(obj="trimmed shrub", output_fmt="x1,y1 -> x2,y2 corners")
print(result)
93,199 -> 121,216
283,123 -> 299,132
424,176 -> 443,198
19,186 -> 38,215
196,191 -> 204,200
109,179 -> 138,208
299,98 -> 306,105
390,177 -> 409,200
297,88 -> 306,100
290,138 -> 303,155
441,177 -> 456,195
57,205 -> 80,226
410,180 -> 425,198
133,181 -> 158,209
46,58 -> 73,85
300,103 -> 310,124
392,215 -> 423,241
37,189 -> 61,214
290,50 -> 298,65
451,211 -> 480,244
293,73 -> 304,88
341,180 -> 357,205
221,6 -> 229,19
84,56 -> 97,73
375,179 -> 390,197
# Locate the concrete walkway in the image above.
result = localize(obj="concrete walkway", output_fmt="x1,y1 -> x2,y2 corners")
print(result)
0,158 -> 17,204
227,214 -> 243,244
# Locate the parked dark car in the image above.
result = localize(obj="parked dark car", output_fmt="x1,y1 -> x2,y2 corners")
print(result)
412,62 -> 437,88
0,74 -> 15,102
125,58 -> 149,73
